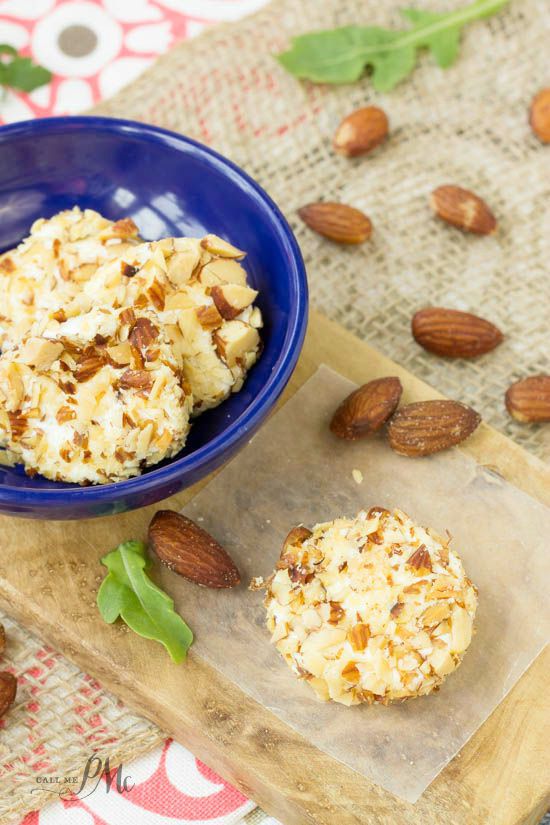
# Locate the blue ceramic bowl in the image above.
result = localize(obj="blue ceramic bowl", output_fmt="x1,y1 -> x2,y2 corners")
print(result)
0,117 -> 307,519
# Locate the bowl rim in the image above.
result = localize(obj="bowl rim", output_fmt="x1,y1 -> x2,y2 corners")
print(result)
0,115 -> 308,506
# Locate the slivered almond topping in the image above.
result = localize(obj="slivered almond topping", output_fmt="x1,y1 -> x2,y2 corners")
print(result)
56,406 -> 77,424
407,545 -> 432,572
74,355 -> 105,383
200,234 -> 245,259
8,411 -> 27,440
0,257 -> 15,274
348,623 -> 370,652
283,526 -> 313,551
147,279 -> 166,311
196,304 -> 223,330
106,341 -> 133,366
121,262 -> 138,277
120,307 -> 136,326
422,603 -> 451,626
129,317 -> 159,352
341,662 -> 361,684
328,601 -> 345,625
111,217 -> 139,238
119,369 -> 153,390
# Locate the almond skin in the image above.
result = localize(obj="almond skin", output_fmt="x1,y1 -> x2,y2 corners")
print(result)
430,185 -> 496,235
0,672 -> 17,718
330,377 -> 402,440
387,400 -> 481,457
298,202 -> 372,244
283,526 -> 313,551
149,510 -> 240,588
333,106 -> 389,158
505,375 -> 550,423
129,317 -> 159,352
529,88 -> 550,143
412,307 -> 503,358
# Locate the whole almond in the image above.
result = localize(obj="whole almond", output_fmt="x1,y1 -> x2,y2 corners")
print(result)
330,377 -> 402,440
505,375 -> 550,423
333,106 -> 389,158
529,88 -> 550,143
430,185 -> 497,235
298,202 -> 372,244
387,400 -> 481,457
149,510 -> 240,588
0,672 -> 17,718
0,623 -> 5,655
412,307 -> 503,358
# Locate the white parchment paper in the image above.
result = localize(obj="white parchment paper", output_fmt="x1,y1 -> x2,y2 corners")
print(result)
155,366 -> 550,802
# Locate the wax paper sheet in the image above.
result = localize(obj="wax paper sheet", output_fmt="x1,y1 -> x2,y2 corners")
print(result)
155,366 -> 550,802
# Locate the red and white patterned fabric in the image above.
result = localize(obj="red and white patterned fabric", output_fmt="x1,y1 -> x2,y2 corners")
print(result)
18,740 -> 257,824
0,1 -> 274,822
0,0 -> 268,123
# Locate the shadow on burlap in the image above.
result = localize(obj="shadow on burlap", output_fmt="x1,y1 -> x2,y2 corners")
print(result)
3,0 -> 549,821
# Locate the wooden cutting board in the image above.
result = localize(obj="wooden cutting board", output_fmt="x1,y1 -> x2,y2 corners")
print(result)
0,309 -> 548,825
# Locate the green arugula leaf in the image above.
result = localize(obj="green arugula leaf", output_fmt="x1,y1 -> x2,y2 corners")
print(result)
97,540 -> 193,664
0,44 -> 52,94
277,0 -> 510,90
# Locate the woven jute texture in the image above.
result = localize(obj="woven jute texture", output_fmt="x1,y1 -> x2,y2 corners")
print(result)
3,1 -> 549,822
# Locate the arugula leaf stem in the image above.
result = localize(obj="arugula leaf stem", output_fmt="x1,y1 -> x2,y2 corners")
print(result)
380,0 -> 508,54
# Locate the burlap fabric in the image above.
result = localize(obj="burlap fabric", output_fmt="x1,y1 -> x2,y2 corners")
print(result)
0,611 -> 163,822
3,0 -> 549,821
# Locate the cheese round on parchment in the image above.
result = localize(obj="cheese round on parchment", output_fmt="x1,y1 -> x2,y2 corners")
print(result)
0,306 -> 192,484
260,508 -> 478,706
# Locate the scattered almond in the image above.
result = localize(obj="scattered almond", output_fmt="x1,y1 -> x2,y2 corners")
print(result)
505,375 -> 550,423
330,376 -> 402,440
298,202 -> 372,244
333,106 -> 389,158
0,623 -> 5,655
387,400 -> 481,457
430,185 -> 496,235
149,510 -> 240,588
0,672 -> 16,719
529,88 -> 550,143
412,307 -> 503,358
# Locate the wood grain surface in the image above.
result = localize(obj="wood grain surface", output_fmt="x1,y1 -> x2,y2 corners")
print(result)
0,310 -> 548,825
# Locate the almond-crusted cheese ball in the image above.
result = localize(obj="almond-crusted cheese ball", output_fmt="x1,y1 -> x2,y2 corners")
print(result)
78,234 -> 262,413
0,207 -> 141,350
0,306 -> 192,484
260,508 -> 478,706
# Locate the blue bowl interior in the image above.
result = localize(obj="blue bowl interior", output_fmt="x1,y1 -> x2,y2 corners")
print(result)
0,118 -> 305,499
